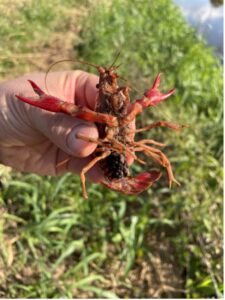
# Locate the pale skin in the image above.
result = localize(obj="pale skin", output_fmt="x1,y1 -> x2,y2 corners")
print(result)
0,71 -> 134,183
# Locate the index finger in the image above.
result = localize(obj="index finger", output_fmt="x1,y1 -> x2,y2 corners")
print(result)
74,71 -> 99,110
42,70 -> 99,109
17,71 -> 99,110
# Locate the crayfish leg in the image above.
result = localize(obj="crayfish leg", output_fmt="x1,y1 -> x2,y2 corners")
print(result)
134,121 -> 187,133
80,150 -> 111,199
101,170 -> 161,195
133,142 -> 179,188
136,139 -> 166,147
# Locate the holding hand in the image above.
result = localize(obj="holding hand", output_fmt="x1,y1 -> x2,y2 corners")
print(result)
0,71 -> 104,182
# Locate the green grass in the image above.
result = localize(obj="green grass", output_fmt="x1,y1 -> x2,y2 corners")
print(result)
0,0 -> 223,298
76,1 -> 223,296
0,0 -> 82,79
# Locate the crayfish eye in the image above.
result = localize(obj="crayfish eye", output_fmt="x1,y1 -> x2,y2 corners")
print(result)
96,83 -> 99,89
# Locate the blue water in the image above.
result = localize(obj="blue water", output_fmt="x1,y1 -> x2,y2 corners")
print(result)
174,0 -> 223,57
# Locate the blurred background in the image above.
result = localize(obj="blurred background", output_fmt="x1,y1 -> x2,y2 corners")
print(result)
0,0 -> 223,298
175,0 -> 223,57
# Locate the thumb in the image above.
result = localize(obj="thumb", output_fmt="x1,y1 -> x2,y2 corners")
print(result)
31,109 -> 99,157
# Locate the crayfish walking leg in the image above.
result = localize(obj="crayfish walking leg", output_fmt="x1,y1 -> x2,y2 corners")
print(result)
133,141 -> 180,188
80,151 -> 111,199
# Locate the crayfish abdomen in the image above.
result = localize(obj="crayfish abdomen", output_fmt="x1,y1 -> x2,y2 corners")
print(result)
100,151 -> 130,180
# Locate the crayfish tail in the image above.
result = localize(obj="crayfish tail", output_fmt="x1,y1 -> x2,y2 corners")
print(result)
101,170 -> 161,195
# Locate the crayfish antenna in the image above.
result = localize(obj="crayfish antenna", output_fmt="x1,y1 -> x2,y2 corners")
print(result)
44,58 -> 101,93
109,50 -> 121,69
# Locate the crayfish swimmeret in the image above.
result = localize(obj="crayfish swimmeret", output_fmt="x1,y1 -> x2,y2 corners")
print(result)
16,61 -> 183,199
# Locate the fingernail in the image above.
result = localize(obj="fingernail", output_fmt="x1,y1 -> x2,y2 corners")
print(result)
67,124 -> 98,157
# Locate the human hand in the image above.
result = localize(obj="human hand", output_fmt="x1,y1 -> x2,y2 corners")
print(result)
0,71 -> 106,182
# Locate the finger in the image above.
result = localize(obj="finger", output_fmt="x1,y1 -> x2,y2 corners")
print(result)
30,110 -> 99,158
56,149 -> 104,182
3,72 -> 99,157
26,71 -> 99,157
8,71 -> 98,109
37,70 -> 99,109
74,71 -> 99,109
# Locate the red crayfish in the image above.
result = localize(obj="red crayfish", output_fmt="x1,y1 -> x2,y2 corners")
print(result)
16,60 -> 183,199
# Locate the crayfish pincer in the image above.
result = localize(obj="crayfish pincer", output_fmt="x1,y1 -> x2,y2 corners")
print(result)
16,61 -> 184,199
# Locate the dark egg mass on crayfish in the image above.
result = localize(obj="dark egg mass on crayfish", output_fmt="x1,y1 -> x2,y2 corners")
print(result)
16,60 -> 185,199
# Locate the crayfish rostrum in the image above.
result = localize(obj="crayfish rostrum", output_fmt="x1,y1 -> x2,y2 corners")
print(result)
16,61 -> 184,199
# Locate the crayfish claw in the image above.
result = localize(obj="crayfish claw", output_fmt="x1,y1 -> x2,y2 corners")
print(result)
152,73 -> 162,89
27,80 -> 45,96
15,80 -> 68,113
137,74 -> 176,108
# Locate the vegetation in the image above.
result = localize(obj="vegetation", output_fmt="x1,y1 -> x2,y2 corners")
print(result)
0,0 -> 223,298
210,0 -> 223,7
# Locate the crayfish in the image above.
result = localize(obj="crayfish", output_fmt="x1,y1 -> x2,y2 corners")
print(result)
16,60 -> 183,199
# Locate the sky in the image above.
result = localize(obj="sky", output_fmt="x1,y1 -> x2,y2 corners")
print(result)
174,0 -> 223,55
